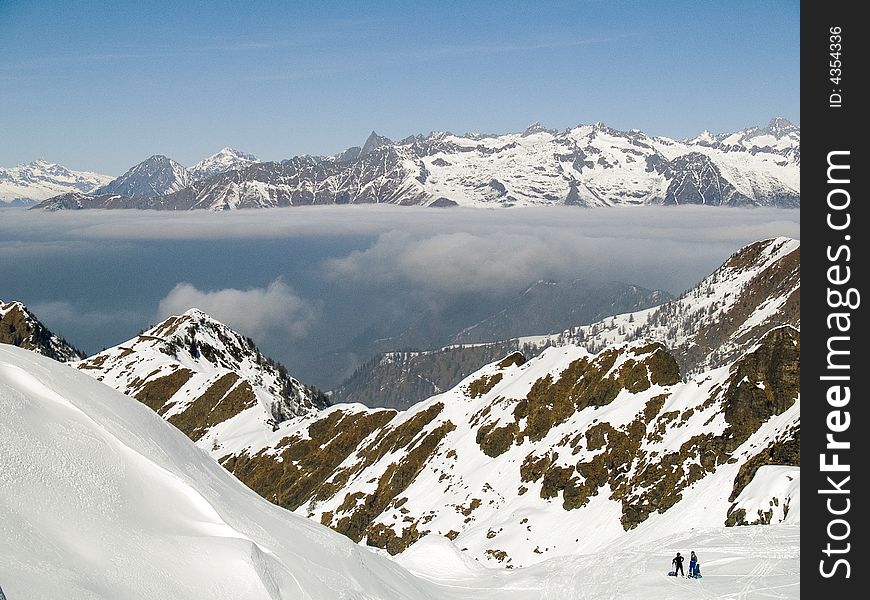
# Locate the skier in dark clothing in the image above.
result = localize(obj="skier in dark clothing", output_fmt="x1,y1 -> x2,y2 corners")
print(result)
688,551 -> 699,578
672,552 -> 685,577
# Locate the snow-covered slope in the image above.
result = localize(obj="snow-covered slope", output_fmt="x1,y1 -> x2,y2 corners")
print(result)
76,309 -> 327,458
220,325 -> 799,568
0,300 -> 83,362
0,159 -> 111,205
0,344 -> 799,599
93,154 -> 191,198
0,344 -> 443,600
31,118 -> 800,210
398,524 -> 799,599
189,147 -> 259,181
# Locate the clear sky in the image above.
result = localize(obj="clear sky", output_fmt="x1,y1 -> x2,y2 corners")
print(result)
0,0 -> 799,175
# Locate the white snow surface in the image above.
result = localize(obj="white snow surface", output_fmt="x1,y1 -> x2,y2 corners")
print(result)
398,524 -> 799,599
0,344 -> 441,599
0,345 -> 799,599
0,159 -> 111,203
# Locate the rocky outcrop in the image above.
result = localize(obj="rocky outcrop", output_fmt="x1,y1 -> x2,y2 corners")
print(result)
0,300 -> 84,362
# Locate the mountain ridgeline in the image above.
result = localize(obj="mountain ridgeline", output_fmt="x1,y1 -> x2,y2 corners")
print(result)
2,148 -> 257,205
31,118 -> 799,210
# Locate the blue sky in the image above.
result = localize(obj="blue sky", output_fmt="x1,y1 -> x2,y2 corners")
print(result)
0,0 -> 799,174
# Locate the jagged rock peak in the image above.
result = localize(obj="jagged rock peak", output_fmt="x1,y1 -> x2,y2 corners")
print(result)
0,299 -> 84,362
77,308 -> 328,456
765,117 -> 799,136
522,122 -> 558,137
360,131 -> 393,157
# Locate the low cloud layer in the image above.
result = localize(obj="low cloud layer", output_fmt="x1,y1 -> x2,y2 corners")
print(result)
0,205 -> 800,247
157,279 -> 317,340
1,205 -> 800,386
320,207 -> 800,294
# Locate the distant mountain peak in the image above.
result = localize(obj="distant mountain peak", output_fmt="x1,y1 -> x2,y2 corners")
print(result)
521,121 -> 556,136
189,148 -> 259,181
360,131 -> 393,157
0,159 -> 111,204
765,117 -> 799,136
94,154 -> 190,198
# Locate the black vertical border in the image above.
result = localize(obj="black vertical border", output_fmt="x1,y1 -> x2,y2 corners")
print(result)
802,2 -> 866,596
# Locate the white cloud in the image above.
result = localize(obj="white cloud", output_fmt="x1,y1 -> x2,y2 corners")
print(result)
322,207 -> 800,294
157,278 -> 317,340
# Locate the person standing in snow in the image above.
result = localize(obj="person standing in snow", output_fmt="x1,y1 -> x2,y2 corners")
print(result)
688,551 -> 698,578
672,552 -> 685,577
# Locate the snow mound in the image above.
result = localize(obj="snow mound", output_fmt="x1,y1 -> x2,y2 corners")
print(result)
0,345 -> 437,600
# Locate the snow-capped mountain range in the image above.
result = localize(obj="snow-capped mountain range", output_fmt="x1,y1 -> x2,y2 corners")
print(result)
2,149 -> 258,205
30,118 -> 799,210
76,308 -> 327,455
0,160 -> 111,205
